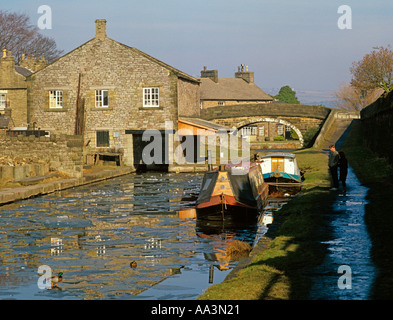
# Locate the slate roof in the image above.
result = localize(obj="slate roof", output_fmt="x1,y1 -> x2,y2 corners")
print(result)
14,66 -> 33,77
199,78 -> 273,101
179,117 -> 232,132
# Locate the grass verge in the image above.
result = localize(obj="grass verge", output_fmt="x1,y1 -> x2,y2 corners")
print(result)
198,147 -> 336,300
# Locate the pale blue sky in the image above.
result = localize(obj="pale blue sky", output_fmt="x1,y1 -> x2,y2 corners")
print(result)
1,0 -> 392,93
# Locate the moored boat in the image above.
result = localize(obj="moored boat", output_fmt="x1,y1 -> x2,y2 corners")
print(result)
258,152 -> 303,193
195,163 -> 269,222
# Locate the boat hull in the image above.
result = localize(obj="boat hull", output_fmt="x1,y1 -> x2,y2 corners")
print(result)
258,152 -> 303,194
262,172 -> 301,183
196,164 -> 269,222
264,176 -> 302,194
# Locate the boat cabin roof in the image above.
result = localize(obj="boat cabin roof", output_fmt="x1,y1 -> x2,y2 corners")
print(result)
260,152 -> 296,159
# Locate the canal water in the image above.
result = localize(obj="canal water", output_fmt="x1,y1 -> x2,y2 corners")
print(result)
307,165 -> 376,299
0,172 -> 268,300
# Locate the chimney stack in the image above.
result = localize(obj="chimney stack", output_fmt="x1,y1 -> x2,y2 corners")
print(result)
0,49 -> 16,73
200,67 -> 218,83
95,19 -> 107,39
235,65 -> 254,84
19,52 -> 48,72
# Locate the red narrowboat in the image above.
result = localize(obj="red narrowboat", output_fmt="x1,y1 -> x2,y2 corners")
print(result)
196,163 -> 269,222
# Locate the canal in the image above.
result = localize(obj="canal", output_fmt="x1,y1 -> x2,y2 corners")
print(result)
0,172 -> 268,300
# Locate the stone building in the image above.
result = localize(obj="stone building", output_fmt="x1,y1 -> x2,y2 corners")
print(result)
0,49 -> 33,129
27,19 -> 201,168
199,65 -> 273,109
199,65 -> 281,143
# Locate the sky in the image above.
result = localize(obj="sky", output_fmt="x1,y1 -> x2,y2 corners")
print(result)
1,0 -> 393,96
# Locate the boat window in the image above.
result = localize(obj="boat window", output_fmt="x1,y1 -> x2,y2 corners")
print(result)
202,179 -> 212,191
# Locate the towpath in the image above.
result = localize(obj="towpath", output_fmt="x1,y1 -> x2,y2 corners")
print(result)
306,119 -> 376,299
0,166 -> 134,206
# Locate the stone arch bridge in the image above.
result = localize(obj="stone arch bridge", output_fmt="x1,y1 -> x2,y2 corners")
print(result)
199,103 -> 332,146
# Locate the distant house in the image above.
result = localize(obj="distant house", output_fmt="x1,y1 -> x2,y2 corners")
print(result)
0,49 -> 33,129
25,19 -> 201,168
199,65 -> 273,109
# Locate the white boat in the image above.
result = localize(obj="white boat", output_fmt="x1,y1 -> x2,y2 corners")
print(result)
257,152 -> 303,192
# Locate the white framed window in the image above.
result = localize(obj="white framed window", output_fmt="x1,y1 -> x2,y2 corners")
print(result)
49,90 -> 63,108
0,93 -> 6,110
258,125 -> 265,136
277,124 -> 284,135
143,87 -> 159,107
95,90 -> 109,108
241,126 -> 257,136
218,101 -> 225,106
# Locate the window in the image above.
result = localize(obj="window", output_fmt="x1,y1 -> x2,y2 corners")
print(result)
218,101 -> 225,106
241,126 -> 257,136
95,90 -> 109,108
96,131 -> 110,147
0,93 -> 6,110
49,90 -> 63,108
258,125 -> 265,136
277,124 -> 284,136
143,87 -> 159,107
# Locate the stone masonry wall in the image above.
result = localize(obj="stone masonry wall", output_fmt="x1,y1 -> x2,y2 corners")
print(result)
201,100 -> 270,109
361,91 -> 393,163
27,34 -> 199,165
2,89 -> 28,128
211,116 -> 323,135
0,134 -> 83,178
201,103 -> 330,121
177,78 -> 200,117
28,37 -> 180,134
0,51 -> 28,128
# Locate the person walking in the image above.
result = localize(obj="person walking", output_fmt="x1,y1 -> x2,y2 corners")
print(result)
328,144 -> 340,191
338,151 -> 348,192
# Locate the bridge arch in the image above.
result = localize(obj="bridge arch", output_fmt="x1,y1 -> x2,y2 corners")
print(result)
236,117 -> 304,147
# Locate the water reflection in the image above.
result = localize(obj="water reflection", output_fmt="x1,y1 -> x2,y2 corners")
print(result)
308,166 -> 375,300
0,172 -> 267,300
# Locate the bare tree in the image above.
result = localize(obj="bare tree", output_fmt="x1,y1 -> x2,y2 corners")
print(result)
0,10 -> 63,63
350,46 -> 393,93
334,82 -> 383,111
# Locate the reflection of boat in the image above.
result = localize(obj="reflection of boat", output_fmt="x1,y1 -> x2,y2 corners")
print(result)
258,153 -> 303,193
195,164 -> 269,222
196,218 -> 259,271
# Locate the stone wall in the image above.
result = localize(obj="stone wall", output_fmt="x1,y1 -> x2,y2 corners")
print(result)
0,163 -> 49,181
177,78 -> 200,117
361,91 -> 393,162
201,100 -> 271,109
2,90 -> 28,128
211,115 -> 323,135
0,134 -> 83,178
27,29 -> 200,165
201,103 -> 330,121
0,50 -> 28,128
28,37 -> 180,134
